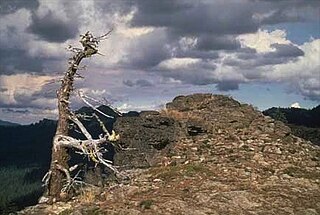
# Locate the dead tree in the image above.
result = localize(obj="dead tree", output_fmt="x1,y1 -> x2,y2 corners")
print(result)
43,30 -> 120,203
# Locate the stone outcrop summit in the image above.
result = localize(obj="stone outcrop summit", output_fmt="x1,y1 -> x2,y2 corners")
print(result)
20,94 -> 320,215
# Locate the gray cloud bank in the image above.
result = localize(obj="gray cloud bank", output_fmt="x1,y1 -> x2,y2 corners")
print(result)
0,0 -> 319,123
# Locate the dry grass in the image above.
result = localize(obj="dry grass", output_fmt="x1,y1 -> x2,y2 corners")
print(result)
148,163 -> 213,182
160,109 -> 185,119
160,108 -> 202,121
78,188 -> 99,203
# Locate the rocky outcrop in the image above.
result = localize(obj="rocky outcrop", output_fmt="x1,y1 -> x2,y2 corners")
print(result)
113,111 -> 177,168
18,94 -> 320,215
113,94 -> 300,169
110,94 -> 320,214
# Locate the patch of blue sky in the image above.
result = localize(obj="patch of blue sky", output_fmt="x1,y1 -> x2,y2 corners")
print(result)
228,83 -> 319,110
265,22 -> 320,45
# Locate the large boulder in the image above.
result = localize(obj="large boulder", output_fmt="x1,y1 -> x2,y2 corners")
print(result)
113,111 -> 176,169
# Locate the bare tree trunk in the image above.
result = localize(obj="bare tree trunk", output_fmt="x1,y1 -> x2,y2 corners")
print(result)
48,51 -> 86,202
43,31 -> 118,203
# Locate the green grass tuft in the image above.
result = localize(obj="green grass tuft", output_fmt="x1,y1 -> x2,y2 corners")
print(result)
139,199 -> 154,209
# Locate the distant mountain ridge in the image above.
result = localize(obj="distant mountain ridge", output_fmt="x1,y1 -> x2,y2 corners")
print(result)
0,119 -> 20,127
0,105 -> 138,213
0,105 -> 138,167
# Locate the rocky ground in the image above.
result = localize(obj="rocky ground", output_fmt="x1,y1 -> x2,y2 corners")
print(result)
18,94 -> 320,215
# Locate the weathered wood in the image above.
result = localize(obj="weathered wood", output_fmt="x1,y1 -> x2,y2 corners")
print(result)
45,31 -> 117,203
48,51 -> 86,202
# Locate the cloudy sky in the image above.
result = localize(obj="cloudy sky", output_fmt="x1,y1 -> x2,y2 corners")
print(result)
0,0 -> 319,124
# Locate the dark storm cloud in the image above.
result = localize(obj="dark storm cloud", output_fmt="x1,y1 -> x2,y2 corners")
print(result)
224,43 -> 304,70
252,0 -> 319,3
236,49 -> 258,60
123,79 -> 153,87
0,0 -> 39,15
129,0 -> 320,44
156,61 -> 218,86
249,0 -> 320,8
167,71 -> 216,85
196,35 -> 241,51
254,44 -> 304,66
216,82 -> 239,91
123,80 -> 134,87
176,50 -> 220,60
298,78 -> 320,101
122,80 -> 135,87
252,0 -> 320,23
0,48 -> 44,74
267,44 -> 304,58
131,1 -> 259,36
260,9 -> 303,25
27,10 -> 79,43
121,29 -> 171,69
134,0 -> 191,14
122,0 -> 315,75
302,91 -> 320,102
136,79 -> 153,87
0,0 -> 318,113
248,44 -> 304,68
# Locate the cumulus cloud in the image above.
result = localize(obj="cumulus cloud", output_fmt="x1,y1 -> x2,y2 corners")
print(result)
120,28 -> 172,69
0,73 -> 56,109
290,102 -> 301,108
268,39 -> 320,100
157,58 -> 202,70
0,0 -> 319,123
238,29 -> 290,53
27,10 -> 79,43
216,82 -> 240,91
0,5 -> 68,75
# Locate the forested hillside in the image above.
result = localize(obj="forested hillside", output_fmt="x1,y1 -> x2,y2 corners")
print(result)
263,105 -> 320,145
